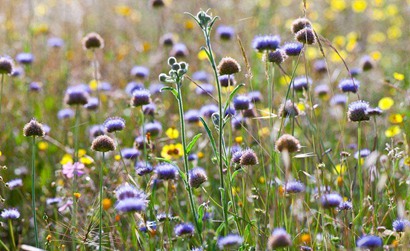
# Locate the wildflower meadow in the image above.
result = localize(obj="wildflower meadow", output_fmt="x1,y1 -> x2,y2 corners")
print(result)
1,0 -> 410,250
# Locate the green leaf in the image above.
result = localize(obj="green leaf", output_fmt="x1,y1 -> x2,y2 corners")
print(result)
197,204 -> 204,230
186,133 -> 202,154
216,222 -> 225,237
199,117 -> 218,160
230,169 -> 242,183
223,83 -> 245,115
160,86 -> 178,99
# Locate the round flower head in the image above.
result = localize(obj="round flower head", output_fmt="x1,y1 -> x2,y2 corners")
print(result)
104,117 -> 125,133
143,121 -> 162,137
231,116 -> 247,130
354,148 -> 371,159
46,197 -> 62,206
295,28 -> 316,44
275,134 -> 301,153
91,135 -> 116,152
170,43 -> 189,58
283,42 -> 303,56
278,100 -> 300,118
313,59 -> 327,73
291,18 -> 312,34
200,104 -> 218,118
268,228 -> 292,249
84,97 -> 99,111
16,52 -> 34,65
115,198 -> 147,212
348,100 -> 370,122
155,163 -> 178,180
219,75 -> 236,87
292,76 -> 312,91
115,184 -> 146,200
143,103 -> 156,116
314,84 -> 330,98
47,37 -> 64,48
217,57 -> 241,75
134,136 -> 150,150
267,49 -> 288,64
121,148 -> 140,160
89,125 -> 105,139
393,219 -> 410,232
350,68 -> 361,77
216,25 -> 235,40
218,234 -> 244,250
231,150 -> 243,164
247,91 -> 263,103
5,178 -> 23,190
285,181 -> 305,194
239,149 -> 258,166
367,107 -> 383,117
125,81 -> 144,96
160,33 -> 175,47
1,208 -> 20,220
174,223 -> 195,237
58,108 -> 75,120
0,56 -> 14,74
82,32 -> 104,50
150,0 -> 165,7
188,167 -> 208,188
64,86 -> 90,106
330,94 -> 348,106
185,110 -> 200,123
233,95 -> 250,110
338,78 -> 360,93
320,193 -> 343,208
356,235 -> 382,249
243,107 -> 257,118
23,119 -> 45,137
338,201 -> 353,211
196,83 -> 214,96
252,35 -> 281,52
29,81 -> 42,92
135,161 -> 153,176
130,65 -> 150,79
131,89 -> 151,107
225,106 -> 236,117
192,71 -> 211,83
360,55 -> 375,71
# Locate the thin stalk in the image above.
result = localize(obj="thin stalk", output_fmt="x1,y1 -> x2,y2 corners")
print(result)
0,74 -> 4,115
71,105 -> 80,251
31,136 -> 39,247
8,220 -> 16,251
99,152 -> 105,251
0,238 -> 9,251
357,122 -> 363,210
176,82 -> 203,244
203,28 -> 229,235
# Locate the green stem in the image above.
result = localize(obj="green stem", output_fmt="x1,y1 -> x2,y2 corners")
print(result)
357,122 -> 363,213
8,220 -> 16,251
203,29 -> 229,235
99,152 -> 105,251
0,74 -> 4,116
72,105 -> 80,251
0,238 -> 10,251
176,82 -> 203,244
31,136 -> 39,247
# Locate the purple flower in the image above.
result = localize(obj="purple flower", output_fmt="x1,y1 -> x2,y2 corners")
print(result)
174,223 -> 195,237
6,178 -> 23,190
1,208 -> 20,220
217,234 -> 244,250
62,162 -> 85,179
104,117 -> 126,133
356,235 -> 382,248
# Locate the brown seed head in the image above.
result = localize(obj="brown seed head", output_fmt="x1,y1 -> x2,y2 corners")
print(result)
82,32 -> 104,50
23,119 -> 45,137
217,57 -> 241,76
275,134 -> 301,153
91,135 -> 116,152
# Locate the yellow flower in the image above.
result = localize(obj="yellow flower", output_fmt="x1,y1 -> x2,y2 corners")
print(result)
385,126 -> 401,138
393,72 -> 404,81
197,151 -> 204,159
166,127 -> 179,139
370,51 -> 382,61
197,50 -> 208,61
78,149 -> 87,158
38,142 -> 48,151
115,155 -> 121,161
352,0 -> 367,12
378,97 -> 394,110
115,5 -> 132,16
60,154 -> 73,165
103,198 -> 112,210
330,0 -> 346,11
80,156 -> 94,165
235,136 -> 243,144
334,164 -> 347,175
89,79 -> 98,91
389,114 -> 403,124
404,157 -> 410,166
184,20 -> 195,30
73,193 -> 81,199
258,127 -> 270,137
258,176 -> 265,184
143,42 -> 151,52
297,102 -> 306,112
300,233 -> 311,243
161,143 -> 183,160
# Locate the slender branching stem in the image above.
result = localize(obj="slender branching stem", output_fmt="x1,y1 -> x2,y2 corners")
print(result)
31,136 -> 39,247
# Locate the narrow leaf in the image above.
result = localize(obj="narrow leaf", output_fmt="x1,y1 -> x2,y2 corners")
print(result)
186,133 -> 202,154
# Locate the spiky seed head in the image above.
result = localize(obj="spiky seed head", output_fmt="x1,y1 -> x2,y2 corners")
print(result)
347,100 -> 370,122
82,32 -> 104,50
91,135 -> 116,152
275,134 -> 301,153
268,228 -> 292,249
188,167 -> 208,188
267,49 -> 288,64
217,57 -> 241,76
23,119 -> 45,137
0,57 -> 14,74
295,28 -> 316,44
239,149 -> 258,166
291,18 -> 312,34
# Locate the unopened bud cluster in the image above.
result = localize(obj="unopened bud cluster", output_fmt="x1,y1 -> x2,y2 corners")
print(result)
159,57 -> 189,84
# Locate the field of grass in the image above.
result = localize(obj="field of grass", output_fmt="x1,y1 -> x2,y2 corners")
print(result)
0,0 -> 410,250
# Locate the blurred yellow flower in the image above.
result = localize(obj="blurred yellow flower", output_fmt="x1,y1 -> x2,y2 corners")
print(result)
352,0 -> 367,12
258,176 -> 265,184
78,149 -> 87,158
38,142 -> 48,151
115,155 -> 121,161
331,0 -> 346,11
370,51 -> 381,61
393,72 -> 404,81
378,97 -> 394,110
161,143 -> 183,160
300,233 -> 311,243
385,126 -> 401,138
115,5 -> 132,16
73,192 -> 81,199
197,50 -> 208,61
103,198 -> 112,210
143,42 -> 151,52
60,154 -> 73,165
258,127 -> 270,137
389,114 -> 403,124
80,156 -> 94,165
184,20 -> 195,30
89,79 -> 98,91
166,127 -> 179,139
297,102 -> 306,112
334,164 -> 347,174
235,136 -> 243,144
387,26 -> 402,40
368,32 -> 385,44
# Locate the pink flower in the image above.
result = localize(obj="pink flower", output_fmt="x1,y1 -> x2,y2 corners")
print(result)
62,162 -> 85,179
58,199 -> 73,213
